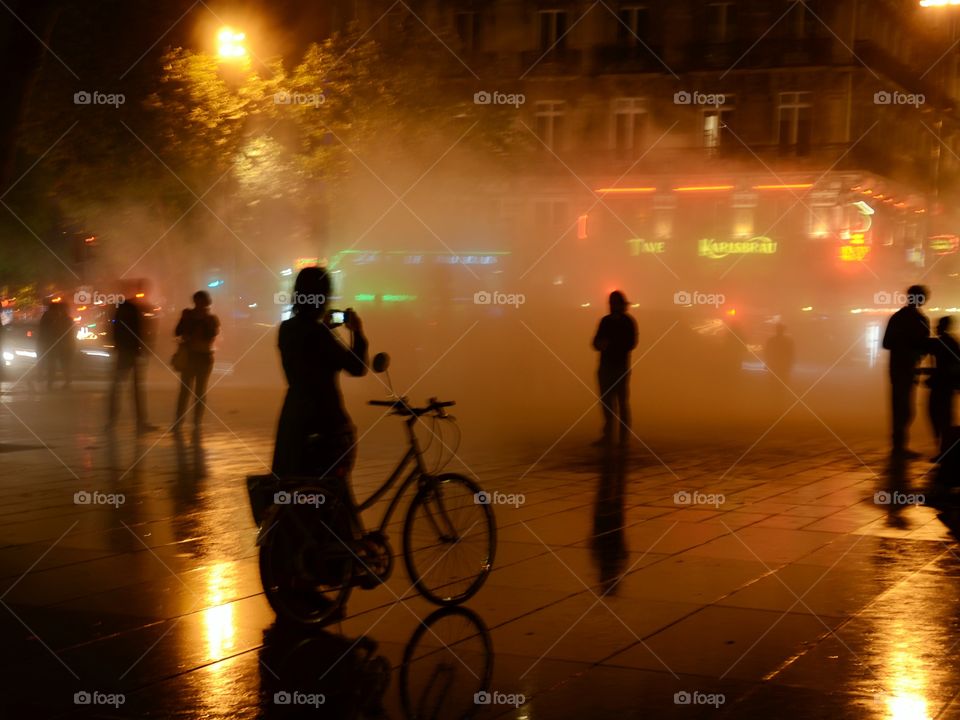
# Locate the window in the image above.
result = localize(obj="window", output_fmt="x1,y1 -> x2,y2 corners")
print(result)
455,11 -> 481,52
617,5 -> 649,46
535,101 -> 565,151
612,98 -> 647,153
808,205 -> 838,239
703,101 -> 736,153
653,194 -> 676,240
778,91 -> 812,155
539,9 -> 568,51
707,2 -> 737,43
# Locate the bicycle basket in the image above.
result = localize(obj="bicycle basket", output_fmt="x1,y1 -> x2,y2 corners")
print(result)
246,474 -> 352,528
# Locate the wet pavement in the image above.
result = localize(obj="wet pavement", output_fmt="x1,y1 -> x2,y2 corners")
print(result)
2,376 -> 959,719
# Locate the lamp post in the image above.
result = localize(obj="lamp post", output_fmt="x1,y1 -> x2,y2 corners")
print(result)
917,2 -> 959,269
213,25 -> 250,334
216,27 -> 249,63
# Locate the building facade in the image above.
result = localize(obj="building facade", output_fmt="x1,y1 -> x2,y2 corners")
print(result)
329,0 -> 960,330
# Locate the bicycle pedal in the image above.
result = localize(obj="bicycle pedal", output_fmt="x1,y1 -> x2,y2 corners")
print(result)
358,573 -> 382,590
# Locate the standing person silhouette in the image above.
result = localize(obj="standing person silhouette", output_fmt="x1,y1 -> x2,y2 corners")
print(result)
765,322 -> 796,391
272,267 -> 368,478
53,301 -> 76,389
882,285 -> 930,458
173,290 -> 220,438
37,300 -> 61,390
592,291 -> 638,445
107,297 -> 157,433
927,316 -> 960,461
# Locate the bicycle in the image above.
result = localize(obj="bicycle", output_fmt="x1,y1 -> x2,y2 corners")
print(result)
259,606 -> 493,719
248,352 -> 497,626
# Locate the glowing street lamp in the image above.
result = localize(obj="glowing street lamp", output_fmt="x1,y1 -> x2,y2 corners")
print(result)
217,27 -> 248,61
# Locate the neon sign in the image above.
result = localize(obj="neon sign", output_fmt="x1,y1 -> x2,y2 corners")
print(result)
698,237 -> 777,259
627,238 -> 666,255
930,234 -> 959,255
839,245 -> 870,262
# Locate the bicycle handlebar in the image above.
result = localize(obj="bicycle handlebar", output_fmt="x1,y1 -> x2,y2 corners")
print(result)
368,397 -> 456,416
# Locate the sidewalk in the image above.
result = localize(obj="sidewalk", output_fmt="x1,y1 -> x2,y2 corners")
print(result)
0,383 -> 955,718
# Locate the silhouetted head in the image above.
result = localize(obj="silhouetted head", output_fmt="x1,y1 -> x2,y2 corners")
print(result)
906,285 -> 929,308
609,291 -> 627,314
938,316 -> 953,335
292,267 -> 330,317
192,290 -> 212,309
775,322 -> 786,336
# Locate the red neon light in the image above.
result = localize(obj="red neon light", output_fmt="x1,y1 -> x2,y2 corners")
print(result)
595,187 -> 656,195
577,214 -> 588,240
673,185 -> 734,192
752,183 -> 813,190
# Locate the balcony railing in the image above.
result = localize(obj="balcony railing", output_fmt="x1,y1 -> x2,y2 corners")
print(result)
519,47 -> 583,76
769,37 -> 834,67
686,41 -> 752,71
685,36 -> 833,71
591,44 -> 666,75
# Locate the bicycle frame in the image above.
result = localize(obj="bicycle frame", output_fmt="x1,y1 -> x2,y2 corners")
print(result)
355,415 -> 432,535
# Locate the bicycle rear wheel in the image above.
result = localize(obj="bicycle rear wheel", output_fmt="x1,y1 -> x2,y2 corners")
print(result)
259,499 -> 354,626
400,607 -> 493,720
403,473 -> 496,605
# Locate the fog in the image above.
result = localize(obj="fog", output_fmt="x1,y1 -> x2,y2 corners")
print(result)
68,127 -> 904,465
17,44 -> 917,465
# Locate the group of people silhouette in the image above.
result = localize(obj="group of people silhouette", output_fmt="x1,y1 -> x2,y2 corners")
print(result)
883,284 -> 960,461
32,275 -> 956,468
34,291 -> 221,437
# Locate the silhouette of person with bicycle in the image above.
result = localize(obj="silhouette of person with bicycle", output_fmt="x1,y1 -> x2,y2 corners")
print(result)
592,290 -> 638,445
271,267 -> 368,478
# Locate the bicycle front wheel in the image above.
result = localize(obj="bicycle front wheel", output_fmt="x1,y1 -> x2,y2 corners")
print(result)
403,473 -> 496,605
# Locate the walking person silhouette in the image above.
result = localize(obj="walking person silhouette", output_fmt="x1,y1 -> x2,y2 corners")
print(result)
106,297 -> 157,434
173,290 -> 220,439
37,300 -> 74,390
882,285 -> 930,458
592,291 -> 638,446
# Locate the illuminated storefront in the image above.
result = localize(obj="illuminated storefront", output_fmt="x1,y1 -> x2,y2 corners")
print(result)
571,173 -> 929,315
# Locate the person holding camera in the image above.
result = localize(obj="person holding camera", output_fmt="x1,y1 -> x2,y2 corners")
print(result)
271,267 -> 368,477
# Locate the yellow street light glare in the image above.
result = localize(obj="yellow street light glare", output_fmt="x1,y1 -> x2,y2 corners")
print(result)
217,27 -> 247,59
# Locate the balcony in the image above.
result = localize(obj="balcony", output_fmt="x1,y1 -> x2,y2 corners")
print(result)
436,49 -> 500,77
685,36 -> 833,71
591,44 -> 666,75
747,36 -> 834,68
687,41 -> 752,71
519,47 -> 583,77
